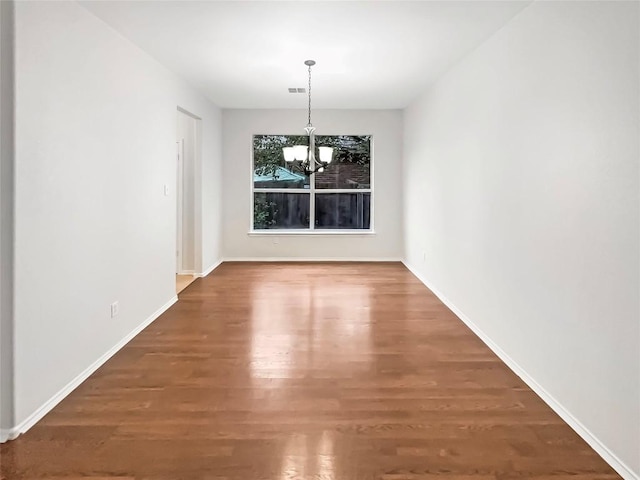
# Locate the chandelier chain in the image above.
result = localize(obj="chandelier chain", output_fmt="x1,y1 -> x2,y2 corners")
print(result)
307,63 -> 312,127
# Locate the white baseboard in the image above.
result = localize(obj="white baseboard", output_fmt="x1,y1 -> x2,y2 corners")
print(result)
1,295 -> 178,443
177,270 -> 195,275
402,260 -> 638,480
197,258 -> 223,277
223,257 -> 403,262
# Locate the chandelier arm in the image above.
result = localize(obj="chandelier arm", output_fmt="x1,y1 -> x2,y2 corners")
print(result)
299,159 -> 328,176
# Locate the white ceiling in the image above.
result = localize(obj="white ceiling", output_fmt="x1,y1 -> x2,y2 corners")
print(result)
79,1 -> 531,109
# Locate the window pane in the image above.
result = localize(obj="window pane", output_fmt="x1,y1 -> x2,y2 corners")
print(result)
253,135 -> 309,189
315,193 -> 371,230
314,135 -> 371,189
254,193 -> 310,230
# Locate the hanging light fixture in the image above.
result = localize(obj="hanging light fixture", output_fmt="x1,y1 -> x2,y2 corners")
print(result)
282,60 -> 334,175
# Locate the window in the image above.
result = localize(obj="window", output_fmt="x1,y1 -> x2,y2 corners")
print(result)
252,135 -> 372,232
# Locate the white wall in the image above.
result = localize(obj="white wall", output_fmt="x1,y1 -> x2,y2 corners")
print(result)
0,0 -> 15,435
11,0 -> 222,434
222,109 -> 403,260
403,1 -> 639,477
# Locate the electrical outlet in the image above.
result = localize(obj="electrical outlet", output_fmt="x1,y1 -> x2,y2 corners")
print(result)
163,184 -> 170,196
422,251 -> 427,262
110,301 -> 119,318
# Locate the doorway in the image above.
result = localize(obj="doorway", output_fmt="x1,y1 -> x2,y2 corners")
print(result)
176,108 -> 199,294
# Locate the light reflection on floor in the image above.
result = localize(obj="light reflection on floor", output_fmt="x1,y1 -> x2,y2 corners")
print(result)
249,268 -> 373,386
280,430 -> 335,480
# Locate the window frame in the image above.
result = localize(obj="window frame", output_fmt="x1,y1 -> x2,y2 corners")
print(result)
249,134 -> 375,235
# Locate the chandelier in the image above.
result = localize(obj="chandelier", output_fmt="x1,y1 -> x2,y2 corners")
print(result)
282,60 -> 334,175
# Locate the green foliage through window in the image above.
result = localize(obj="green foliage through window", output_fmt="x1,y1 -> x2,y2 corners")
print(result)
253,195 -> 277,229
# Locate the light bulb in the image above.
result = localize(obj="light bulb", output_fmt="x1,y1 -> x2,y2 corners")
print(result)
294,145 -> 308,161
282,147 -> 295,162
318,147 -> 334,164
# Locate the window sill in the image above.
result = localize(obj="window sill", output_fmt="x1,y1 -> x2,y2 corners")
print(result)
248,230 -> 376,236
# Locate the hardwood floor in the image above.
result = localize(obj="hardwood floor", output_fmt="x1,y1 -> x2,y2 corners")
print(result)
176,274 -> 196,294
0,262 -> 619,479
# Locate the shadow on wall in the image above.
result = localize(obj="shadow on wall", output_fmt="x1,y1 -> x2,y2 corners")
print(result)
0,0 -> 16,437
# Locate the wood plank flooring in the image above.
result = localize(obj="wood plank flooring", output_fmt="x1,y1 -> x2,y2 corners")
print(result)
0,262 -> 620,479
176,274 -> 196,294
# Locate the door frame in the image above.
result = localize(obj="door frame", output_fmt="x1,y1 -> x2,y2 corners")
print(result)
176,138 -> 184,274
176,107 -> 202,276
